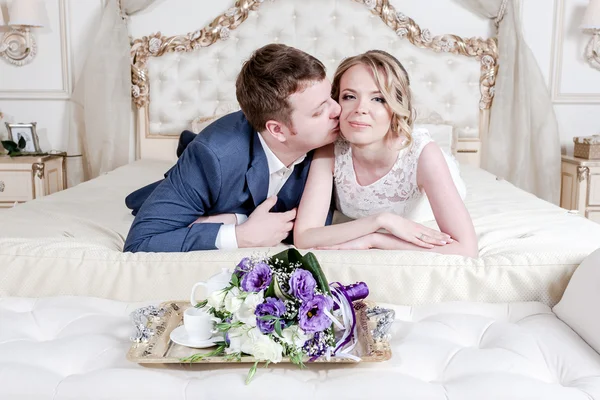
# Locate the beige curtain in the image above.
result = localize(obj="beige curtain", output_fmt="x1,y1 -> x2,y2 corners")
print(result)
454,0 -> 561,204
67,0 -> 157,186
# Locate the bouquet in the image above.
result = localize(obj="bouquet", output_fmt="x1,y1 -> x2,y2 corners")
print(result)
181,249 -> 370,384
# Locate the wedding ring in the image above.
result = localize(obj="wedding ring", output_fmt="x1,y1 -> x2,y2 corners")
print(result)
420,233 -> 426,241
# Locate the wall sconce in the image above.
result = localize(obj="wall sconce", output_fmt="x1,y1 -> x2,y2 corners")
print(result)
582,0 -> 600,70
0,0 -> 48,66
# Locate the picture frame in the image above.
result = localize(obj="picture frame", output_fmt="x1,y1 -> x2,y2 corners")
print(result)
5,122 -> 42,153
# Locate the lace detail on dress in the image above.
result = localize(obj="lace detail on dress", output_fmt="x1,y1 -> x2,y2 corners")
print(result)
334,128 -> 435,220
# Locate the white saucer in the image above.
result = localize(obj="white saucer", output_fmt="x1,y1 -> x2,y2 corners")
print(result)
169,325 -> 222,348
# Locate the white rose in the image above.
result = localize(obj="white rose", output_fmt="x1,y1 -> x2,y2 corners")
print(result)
224,288 -> 243,313
281,326 -> 311,348
207,289 -> 227,310
226,326 -> 251,355
244,291 -> 265,309
236,291 -> 264,326
245,327 -> 283,363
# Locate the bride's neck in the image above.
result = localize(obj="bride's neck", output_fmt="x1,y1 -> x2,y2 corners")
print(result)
351,140 -> 399,170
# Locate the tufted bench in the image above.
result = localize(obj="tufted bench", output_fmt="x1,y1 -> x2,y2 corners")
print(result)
2,296 -> 600,400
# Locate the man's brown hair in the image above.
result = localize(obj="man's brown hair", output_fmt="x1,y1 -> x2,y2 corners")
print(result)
236,44 -> 326,132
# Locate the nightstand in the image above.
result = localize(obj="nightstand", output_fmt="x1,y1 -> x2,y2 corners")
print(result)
560,154 -> 600,223
0,154 -> 66,208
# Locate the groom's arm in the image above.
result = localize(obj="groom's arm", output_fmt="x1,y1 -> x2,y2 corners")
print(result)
123,140 -> 224,252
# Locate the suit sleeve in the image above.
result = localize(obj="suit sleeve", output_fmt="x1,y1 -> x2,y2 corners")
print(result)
123,141 -> 223,252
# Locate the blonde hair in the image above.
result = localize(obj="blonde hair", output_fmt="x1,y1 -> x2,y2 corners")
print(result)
331,50 -> 414,148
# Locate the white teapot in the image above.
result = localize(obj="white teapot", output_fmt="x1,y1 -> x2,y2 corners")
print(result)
190,267 -> 232,306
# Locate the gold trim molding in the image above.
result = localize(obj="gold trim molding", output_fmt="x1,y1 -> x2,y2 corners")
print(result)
578,166 -> 590,182
130,0 -> 499,110
32,163 -> 45,180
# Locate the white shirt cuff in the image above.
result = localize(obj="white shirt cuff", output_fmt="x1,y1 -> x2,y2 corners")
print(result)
235,213 -> 248,224
215,224 -> 239,249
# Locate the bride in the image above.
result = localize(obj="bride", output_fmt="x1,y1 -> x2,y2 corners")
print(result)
293,50 -> 478,257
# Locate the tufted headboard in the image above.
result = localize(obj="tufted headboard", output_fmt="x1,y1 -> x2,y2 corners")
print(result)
130,0 -> 498,167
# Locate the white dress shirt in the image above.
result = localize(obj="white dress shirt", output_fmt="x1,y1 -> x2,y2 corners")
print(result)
215,133 -> 306,249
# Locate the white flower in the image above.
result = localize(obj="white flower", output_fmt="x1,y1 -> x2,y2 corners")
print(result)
207,289 -> 227,309
281,325 -> 311,348
226,326 -> 251,354
395,11 -> 408,22
131,85 -> 140,98
396,28 -> 408,38
245,327 -> 283,363
224,288 -> 243,313
148,37 -> 161,54
421,29 -> 432,43
440,38 -> 456,52
219,27 -> 230,40
236,291 -> 264,326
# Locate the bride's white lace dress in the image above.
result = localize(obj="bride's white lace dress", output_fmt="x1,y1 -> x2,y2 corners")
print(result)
333,128 -> 466,223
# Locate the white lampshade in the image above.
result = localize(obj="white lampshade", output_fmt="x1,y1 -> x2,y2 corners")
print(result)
581,0 -> 600,30
0,6 -> 6,26
8,0 -> 48,27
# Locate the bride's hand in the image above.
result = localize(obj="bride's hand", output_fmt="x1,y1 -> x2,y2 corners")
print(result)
377,213 -> 452,249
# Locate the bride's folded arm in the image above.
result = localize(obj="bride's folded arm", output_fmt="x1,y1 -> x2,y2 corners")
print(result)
412,142 -> 479,258
293,145 -> 382,249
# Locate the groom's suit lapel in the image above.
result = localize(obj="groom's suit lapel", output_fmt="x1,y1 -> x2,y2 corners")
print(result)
245,132 -> 269,208
272,153 -> 313,213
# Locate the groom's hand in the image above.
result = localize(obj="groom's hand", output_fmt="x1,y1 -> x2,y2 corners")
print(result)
235,196 -> 296,247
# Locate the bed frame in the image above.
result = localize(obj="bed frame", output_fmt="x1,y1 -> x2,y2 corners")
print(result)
129,0 -> 498,167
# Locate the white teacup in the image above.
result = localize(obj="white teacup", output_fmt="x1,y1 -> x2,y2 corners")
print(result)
183,307 -> 219,341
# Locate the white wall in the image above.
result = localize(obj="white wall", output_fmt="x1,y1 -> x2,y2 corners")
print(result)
0,0 -> 597,161
523,0 -> 600,154
0,0 -> 103,151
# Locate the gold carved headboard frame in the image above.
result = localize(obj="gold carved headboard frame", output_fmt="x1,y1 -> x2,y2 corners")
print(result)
130,0 -> 498,163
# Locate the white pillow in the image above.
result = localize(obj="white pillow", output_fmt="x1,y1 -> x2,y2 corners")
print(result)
553,247 -> 600,353
414,123 -> 455,155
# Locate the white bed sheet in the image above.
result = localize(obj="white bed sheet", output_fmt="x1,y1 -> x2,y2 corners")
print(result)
1,160 -> 599,305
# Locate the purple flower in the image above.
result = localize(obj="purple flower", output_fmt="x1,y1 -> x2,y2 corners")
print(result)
241,262 -> 272,292
288,269 -> 316,302
255,297 -> 287,334
234,257 -> 252,279
303,331 -> 329,358
298,295 -> 333,333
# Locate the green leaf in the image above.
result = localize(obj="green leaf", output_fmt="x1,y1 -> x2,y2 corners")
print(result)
1,140 -> 18,153
301,252 -> 331,296
231,273 -> 239,287
274,275 -> 294,301
180,343 -> 226,363
258,315 -> 279,321
194,299 -> 208,309
271,249 -> 330,296
264,277 -> 276,298
271,249 -> 291,265
17,136 -> 26,149
274,319 -> 283,337
245,361 -> 259,385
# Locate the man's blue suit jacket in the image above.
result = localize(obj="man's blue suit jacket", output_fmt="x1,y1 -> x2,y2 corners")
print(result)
123,111 -> 330,253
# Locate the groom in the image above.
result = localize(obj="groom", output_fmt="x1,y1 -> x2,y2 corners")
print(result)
123,44 -> 341,253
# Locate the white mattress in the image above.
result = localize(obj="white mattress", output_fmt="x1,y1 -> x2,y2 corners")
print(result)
1,296 -> 599,399
1,160 -> 599,305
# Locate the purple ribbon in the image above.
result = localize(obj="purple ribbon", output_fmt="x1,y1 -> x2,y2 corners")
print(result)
331,282 -> 369,311
329,281 -> 369,355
